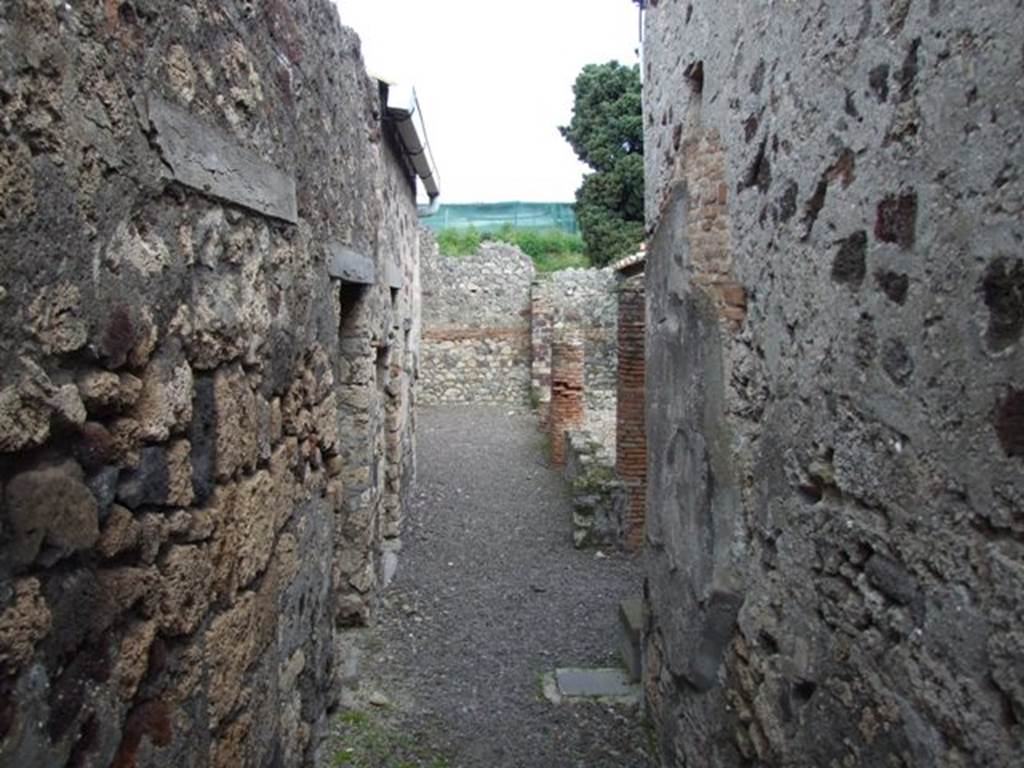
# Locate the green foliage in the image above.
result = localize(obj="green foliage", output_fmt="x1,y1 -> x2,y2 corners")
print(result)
332,709 -> 451,768
436,227 -> 482,257
559,61 -> 643,173
531,251 -> 589,274
560,61 -> 644,266
436,225 -> 587,273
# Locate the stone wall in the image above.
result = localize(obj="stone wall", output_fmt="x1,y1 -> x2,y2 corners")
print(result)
642,2 -> 1024,767
0,2 -> 420,765
419,240 -> 534,404
532,268 -> 619,413
419,242 -> 620,410
564,429 -> 626,549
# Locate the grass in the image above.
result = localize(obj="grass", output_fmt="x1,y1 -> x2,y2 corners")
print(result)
435,227 -> 483,257
642,709 -> 660,762
532,251 -> 590,274
332,709 -> 451,768
535,670 -> 548,701
436,225 -> 589,273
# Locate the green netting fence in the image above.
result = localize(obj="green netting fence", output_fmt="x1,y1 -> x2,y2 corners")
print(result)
421,202 -> 578,234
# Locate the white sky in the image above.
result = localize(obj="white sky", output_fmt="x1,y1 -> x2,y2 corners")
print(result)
335,0 -> 641,204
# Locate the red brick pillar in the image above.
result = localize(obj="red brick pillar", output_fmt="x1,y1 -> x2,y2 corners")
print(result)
549,331 -> 585,468
616,276 -> 647,551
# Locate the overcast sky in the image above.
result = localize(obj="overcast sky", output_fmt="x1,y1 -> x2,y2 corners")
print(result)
335,0 -> 641,204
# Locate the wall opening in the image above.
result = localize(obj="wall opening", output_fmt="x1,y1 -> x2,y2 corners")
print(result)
686,60 -> 704,99
335,278 -> 379,627
340,282 -> 369,334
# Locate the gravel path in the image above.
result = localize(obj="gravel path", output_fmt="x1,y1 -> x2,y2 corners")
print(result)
326,404 -> 654,767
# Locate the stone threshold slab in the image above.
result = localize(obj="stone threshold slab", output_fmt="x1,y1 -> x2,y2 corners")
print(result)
541,667 -> 641,705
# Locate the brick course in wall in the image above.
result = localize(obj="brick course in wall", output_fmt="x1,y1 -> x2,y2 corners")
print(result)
683,130 -> 746,332
615,273 -> 647,552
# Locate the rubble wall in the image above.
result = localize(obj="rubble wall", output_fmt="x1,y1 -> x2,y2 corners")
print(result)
419,240 -> 535,404
419,241 -> 620,409
0,1 -> 420,765
532,268 -> 619,413
642,1 -> 1024,766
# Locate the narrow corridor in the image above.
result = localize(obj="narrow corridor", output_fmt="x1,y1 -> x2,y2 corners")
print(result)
327,405 -> 653,767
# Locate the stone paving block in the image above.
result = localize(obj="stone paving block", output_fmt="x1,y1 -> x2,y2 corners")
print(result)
554,667 -> 639,700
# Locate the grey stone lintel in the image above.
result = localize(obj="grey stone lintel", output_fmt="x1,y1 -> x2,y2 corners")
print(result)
383,260 -> 403,289
148,96 -> 298,224
327,242 -> 376,285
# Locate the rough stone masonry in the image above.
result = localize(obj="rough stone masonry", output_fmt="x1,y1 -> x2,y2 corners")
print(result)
0,1 -> 422,765
642,1 -> 1023,766
419,239 -> 536,405
419,239 -> 622,413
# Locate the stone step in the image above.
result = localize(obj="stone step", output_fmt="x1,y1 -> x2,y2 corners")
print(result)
542,667 -> 641,705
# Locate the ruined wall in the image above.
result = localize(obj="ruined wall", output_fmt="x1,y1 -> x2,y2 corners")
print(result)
643,1 -> 1024,766
564,429 -> 626,550
419,242 -> 620,411
419,240 -> 534,404
531,268 -> 619,413
0,1 -> 420,765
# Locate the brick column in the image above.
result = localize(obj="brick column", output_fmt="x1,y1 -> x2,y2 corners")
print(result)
616,276 -> 647,551
548,331 -> 585,468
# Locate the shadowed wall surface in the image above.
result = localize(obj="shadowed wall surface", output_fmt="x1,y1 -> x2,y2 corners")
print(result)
0,1 -> 421,764
642,1 -> 1024,765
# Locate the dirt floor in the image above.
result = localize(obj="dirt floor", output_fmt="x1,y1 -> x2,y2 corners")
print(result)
322,404 -> 655,768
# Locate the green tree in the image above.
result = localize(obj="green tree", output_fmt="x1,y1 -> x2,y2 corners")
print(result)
560,61 -> 644,266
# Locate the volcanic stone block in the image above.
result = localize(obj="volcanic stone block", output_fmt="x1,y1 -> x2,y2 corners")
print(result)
96,505 -> 141,559
0,361 -> 56,454
113,619 -> 158,700
27,282 -> 88,355
213,366 -> 260,480
158,545 -> 214,636
117,446 -> 170,509
118,441 -> 194,509
87,465 -> 120,520
78,371 -> 143,414
204,590 -> 267,728
5,461 -> 99,564
133,347 -> 194,443
0,578 -> 52,673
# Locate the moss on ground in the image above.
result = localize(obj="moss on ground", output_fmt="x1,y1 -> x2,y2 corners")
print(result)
332,709 -> 452,768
